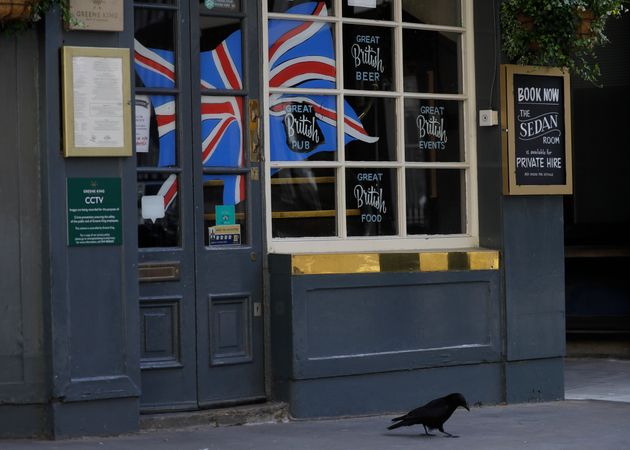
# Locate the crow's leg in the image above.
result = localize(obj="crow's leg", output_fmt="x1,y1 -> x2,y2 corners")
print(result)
438,427 -> 459,438
422,425 -> 435,436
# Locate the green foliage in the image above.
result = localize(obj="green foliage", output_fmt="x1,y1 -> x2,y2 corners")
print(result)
501,0 -> 627,83
0,0 -> 74,35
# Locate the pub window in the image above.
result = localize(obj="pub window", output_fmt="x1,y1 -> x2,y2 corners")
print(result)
264,0 -> 477,252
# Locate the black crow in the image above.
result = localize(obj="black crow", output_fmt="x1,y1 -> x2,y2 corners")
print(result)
387,393 -> 470,438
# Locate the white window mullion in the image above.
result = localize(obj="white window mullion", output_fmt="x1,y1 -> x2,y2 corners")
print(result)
335,1 -> 347,239
262,0 -> 273,253
393,0 -> 406,238
462,0 -> 479,241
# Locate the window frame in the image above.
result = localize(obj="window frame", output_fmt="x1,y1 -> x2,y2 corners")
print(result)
262,0 -> 479,253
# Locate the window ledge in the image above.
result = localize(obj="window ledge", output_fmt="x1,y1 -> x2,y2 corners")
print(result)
289,249 -> 499,275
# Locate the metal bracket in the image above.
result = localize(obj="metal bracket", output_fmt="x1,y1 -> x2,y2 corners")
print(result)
249,99 -> 261,163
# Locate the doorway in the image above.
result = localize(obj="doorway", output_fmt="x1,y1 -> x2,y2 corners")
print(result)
133,0 -> 265,411
564,15 -> 630,357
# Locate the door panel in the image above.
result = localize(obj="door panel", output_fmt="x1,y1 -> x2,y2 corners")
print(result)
134,0 -> 264,411
134,0 -> 197,411
193,1 -> 265,404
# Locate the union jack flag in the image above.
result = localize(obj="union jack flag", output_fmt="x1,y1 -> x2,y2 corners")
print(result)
133,0 -> 377,208
134,39 -> 175,88
134,39 -> 178,210
200,29 -> 245,205
268,1 -> 378,162
158,174 -> 178,211
135,35 -> 246,206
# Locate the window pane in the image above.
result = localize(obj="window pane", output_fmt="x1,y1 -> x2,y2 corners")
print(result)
269,95 -> 337,162
268,19 -> 336,90
135,95 -> 177,167
201,96 -> 244,167
271,168 -> 337,238
402,0 -> 461,26
403,29 -> 461,94
343,0 -> 392,21
343,24 -> 394,91
200,0 -> 240,13
406,169 -> 464,235
346,168 -> 397,236
203,175 -> 247,246
345,96 -> 396,161
268,0 -> 333,16
138,173 -> 180,248
404,99 -> 463,162
134,9 -> 176,88
200,18 -> 242,90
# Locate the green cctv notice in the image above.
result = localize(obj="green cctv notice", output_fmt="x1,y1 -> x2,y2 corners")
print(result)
67,177 -> 122,246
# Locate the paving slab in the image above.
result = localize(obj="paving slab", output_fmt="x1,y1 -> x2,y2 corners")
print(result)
3,358 -> 630,449
2,400 -> 630,450
565,358 -> 630,403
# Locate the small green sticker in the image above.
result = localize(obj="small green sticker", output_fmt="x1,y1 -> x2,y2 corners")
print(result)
205,0 -> 215,9
215,205 -> 236,225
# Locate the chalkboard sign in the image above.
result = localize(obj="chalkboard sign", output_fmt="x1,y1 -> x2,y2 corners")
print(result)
500,65 -> 573,195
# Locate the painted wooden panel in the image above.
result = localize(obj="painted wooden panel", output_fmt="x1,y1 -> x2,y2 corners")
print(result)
0,31 -> 46,403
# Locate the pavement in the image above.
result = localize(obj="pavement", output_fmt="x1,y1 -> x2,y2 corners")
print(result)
565,357 -> 630,403
1,358 -> 629,450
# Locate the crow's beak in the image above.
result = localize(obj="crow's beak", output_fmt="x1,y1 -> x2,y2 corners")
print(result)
464,404 -> 470,411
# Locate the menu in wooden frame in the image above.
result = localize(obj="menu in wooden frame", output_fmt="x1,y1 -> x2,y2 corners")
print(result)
62,46 -> 132,157
500,64 -> 573,195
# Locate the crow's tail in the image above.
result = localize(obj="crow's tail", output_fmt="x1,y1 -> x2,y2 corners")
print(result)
387,420 -> 406,430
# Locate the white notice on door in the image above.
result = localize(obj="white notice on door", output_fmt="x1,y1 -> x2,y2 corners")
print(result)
141,195 -> 165,223
135,95 -> 151,153
348,0 -> 376,7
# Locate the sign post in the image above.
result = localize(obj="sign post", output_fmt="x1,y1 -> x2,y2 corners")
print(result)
500,65 -> 573,195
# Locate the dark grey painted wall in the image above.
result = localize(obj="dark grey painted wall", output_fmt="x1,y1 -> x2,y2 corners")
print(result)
502,196 -> 566,401
268,1 -> 567,420
475,0 -> 565,387
38,4 -> 141,437
270,257 -> 503,418
475,0 -> 566,400
0,0 -> 567,436
474,0 -> 503,250
0,30 -> 50,438
1,6 -> 142,438
503,197 -> 566,362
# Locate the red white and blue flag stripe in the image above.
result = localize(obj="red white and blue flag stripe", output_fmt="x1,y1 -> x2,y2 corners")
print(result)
267,1 -> 378,161
134,39 -> 178,207
134,39 -> 175,88
200,29 -> 245,205
133,1 -> 377,206
134,34 -> 246,205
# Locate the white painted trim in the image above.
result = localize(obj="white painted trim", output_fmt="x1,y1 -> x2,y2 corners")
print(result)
268,235 -> 478,254
462,0 -> 480,243
269,161 -> 471,169
393,0 -> 406,238
262,1 -> 273,251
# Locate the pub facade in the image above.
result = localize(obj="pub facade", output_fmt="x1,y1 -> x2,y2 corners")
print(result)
0,0 -> 570,438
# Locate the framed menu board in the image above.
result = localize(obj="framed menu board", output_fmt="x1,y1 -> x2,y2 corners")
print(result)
500,65 -> 573,195
62,47 -> 132,157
